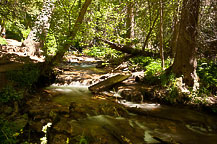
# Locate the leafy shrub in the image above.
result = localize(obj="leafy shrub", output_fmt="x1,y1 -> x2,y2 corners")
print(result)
130,56 -> 154,68
197,59 -> 217,94
6,21 -> 23,41
0,37 -> 7,45
145,59 -> 171,76
21,28 -> 31,40
166,85 -> 179,103
5,21 -> 31,41
0,119 -> 18,144
7,64 -> 40,89
159,73 -> 176,87
130,57 -> 171,73
137,57 -> 171,84
0,85 -> 23,103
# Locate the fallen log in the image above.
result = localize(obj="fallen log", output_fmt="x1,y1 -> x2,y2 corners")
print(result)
88,74 -> 132,93
98,38 -> 160,58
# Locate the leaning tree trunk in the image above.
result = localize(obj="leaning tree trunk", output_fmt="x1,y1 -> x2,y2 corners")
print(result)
36,0 -> 92,87
43,0 -> 92,68
171,0 -> 200,87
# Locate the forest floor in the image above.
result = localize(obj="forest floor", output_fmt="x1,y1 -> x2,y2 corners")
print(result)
0,39 -> 217,143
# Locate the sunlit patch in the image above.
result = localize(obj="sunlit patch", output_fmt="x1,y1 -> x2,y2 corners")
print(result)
40,122 -> 52,144
118,100 -> 161,110
55,88 -> 72,93
69,59 -> 78,62
84,57 -> 99,62
92,95 -> 106,100
80,64 -> 97,68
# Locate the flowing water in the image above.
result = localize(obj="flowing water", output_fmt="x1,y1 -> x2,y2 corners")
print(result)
46,84 -> 217,144
28,56 -> 217,144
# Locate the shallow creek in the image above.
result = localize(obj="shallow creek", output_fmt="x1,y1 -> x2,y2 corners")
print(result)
28,56 -> 217,144
46,85 -> 217,144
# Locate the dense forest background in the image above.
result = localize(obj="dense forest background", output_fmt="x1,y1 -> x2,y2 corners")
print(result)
0,0 -> 217,143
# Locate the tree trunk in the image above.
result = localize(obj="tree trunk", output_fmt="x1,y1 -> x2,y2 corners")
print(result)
142,13 -> 159,51
36,0 -> 92,87
170,0 -> 181,58
0,19 -> 6,38
126,1 -> 134,47
171,0 -> 200,87
23,0 -> 55,56
27,0 -> 55,41
44,0 -> 92,68
159,0 -> 164,69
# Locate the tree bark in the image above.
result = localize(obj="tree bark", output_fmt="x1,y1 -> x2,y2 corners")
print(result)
171,0 -> 200,87
126,1 -> 134,47
159,0 -> 164,69
170,0 -> 181,58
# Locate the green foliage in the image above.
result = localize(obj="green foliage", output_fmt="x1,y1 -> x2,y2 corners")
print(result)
165,76 -> 179,103
130,57 -> 171,75
159,72 -> 176,87
197,59 -> 217,94
166,86 -> 179,103
0,85 -> 23,103
84,45 -> 122,59
0,37 -> 7,45
0,119 -> 18,144
130,57 -> 172,85
21,28 -> 31,40
130,56 -> 154,68
145,59 -> 171,75
43,31 -> 58,56
79,136 -> 88,144
7,64 -> 40,89
5,21 -> 30,41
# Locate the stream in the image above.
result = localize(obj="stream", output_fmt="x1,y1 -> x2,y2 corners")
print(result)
26,55 -> 217,144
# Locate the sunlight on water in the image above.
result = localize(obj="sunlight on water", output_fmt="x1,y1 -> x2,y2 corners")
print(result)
80,64 -> 97,68
49,85 -> 90,92
47,85 -> 92,106
52,81 -> 90,87
54,88 -> 73,93
118,100 -> 161,110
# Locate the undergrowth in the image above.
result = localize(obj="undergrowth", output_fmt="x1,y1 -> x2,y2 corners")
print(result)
134,57 -> 217,105
0,84 -> 23,103
0,119 -> 18,144
197,59 -> 217,95
1,64 -> 40,103
7,63 -> 40,89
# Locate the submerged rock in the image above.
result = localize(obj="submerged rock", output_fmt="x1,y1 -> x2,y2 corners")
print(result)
121,89 -> 144,102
